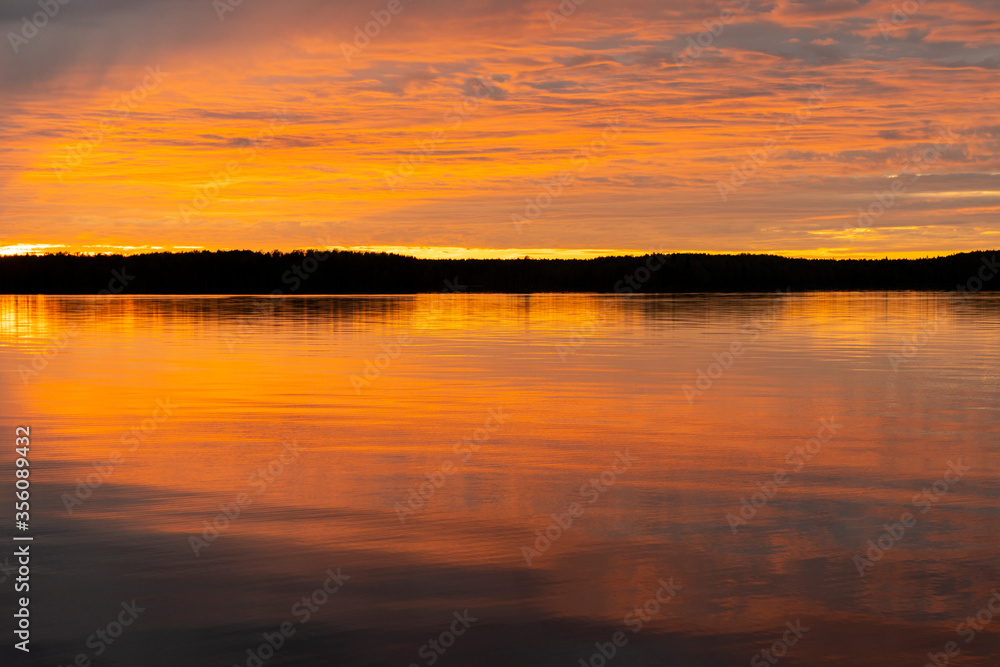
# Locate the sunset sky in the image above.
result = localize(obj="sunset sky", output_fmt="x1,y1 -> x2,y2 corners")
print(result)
1,0 -> 999,259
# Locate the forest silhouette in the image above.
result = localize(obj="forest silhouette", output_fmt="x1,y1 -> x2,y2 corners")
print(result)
0,250 -> 997,294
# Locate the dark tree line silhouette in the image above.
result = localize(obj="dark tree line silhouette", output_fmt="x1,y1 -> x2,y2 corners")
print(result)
0,250 -> 997,294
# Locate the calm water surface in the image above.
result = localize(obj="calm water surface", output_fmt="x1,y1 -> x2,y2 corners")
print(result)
1,293 -> 999,666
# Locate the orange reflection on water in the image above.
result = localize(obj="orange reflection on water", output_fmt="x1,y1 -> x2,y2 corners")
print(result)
2,293 -> 1000,665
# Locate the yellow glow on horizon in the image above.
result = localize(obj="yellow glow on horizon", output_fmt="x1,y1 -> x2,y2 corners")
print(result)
0,243 -> 988,262
0,244 -> 68,256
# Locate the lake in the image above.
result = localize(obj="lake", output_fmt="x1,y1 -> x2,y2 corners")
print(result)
2,293 -> 999,666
